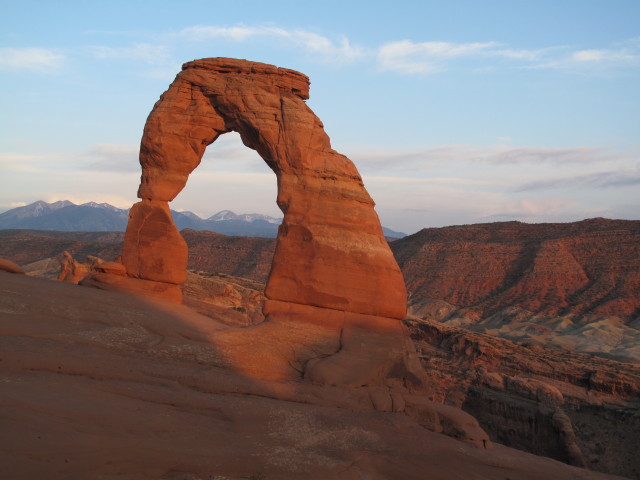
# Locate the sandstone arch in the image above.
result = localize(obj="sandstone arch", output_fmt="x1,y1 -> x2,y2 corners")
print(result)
90,58 -> 426,388
121,58 -> 407,320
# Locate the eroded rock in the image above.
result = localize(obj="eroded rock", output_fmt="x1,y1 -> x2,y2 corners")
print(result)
0,258 -> 24,274
84,58 -> 420,395
118,58 -> 406,318
58,251 -> 98,283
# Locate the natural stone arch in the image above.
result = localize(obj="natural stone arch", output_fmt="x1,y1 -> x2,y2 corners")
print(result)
120,57 -> 407,321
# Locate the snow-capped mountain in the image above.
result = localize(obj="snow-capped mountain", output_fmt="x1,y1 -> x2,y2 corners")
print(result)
207,210 -> 281,224
0,201 -> 284,237
2,200 -> 75,221
0,200 -> 405,238
80,202 -> 125,213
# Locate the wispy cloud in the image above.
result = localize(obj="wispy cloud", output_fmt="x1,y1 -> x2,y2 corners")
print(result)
377,40 -> 500,74
376,37 -> 640,75
82,133 -> 270,174
363,176 -> 576,229
78,23 -> 640,77
176,25 -> 366,63
353,145 -> 631,173
88,43 -> 172,65
533,42 -> 640,71
354,144 -> 639,230
0,47 -> 65,72
83,143 -> 140,172
177,25 -> 365,64
179,25 -> 280,42
0,152 -> 50,172
485,146 -> 620,165
480,198 -> 581,222
516,167 -> 640,192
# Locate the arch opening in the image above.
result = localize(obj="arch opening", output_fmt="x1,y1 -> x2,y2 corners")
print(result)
171,131 -> 280,223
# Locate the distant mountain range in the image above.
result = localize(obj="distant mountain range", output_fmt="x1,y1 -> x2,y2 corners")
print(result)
0,200 -> 406,239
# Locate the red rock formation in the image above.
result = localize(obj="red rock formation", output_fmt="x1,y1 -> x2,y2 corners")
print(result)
0,230 -> 124,267
84,57 -> 415,391
392,219 -> 640,321
0,258 -> 24,274
408,317 -> 640,478
182,271 -> 266,326
392,218 -> 640,362
58,252 -> 127,285
182,229 -> 275,282
120,57 -> 405,319
57,251 -> 93,283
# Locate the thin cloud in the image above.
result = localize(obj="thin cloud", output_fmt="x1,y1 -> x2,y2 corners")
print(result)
362,174 -> 485,186
570,45 -> 638,64
527,39 -> 640,71
488,198 -> 579,217
353,145 -> 629,172
0,152 -> 50,173
377,40 -> 500,74
493,48 -> 547,61
177,25 -> 365,64
80,24 -> 640,76
487,147 -> 619,165
81,134 -> 269,174
88,43 -> 171,65
534,48 -> 639,71
84,143 -> 140,172
203,132 -> 262,160
0,47 -> 65,72
516,168 -> 640,192
376,38 -> 640,75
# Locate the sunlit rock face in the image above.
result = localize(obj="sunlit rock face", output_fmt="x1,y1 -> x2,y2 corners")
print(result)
95,58 -> 422,390
123,57 -> 407,319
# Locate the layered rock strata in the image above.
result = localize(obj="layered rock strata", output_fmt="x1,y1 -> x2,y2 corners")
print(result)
408,318 -> 640,478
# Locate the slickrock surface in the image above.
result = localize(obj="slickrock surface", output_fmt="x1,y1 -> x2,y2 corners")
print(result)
0,272 -> 628,480
3,237 -> 640,477
182,270 -> 266,326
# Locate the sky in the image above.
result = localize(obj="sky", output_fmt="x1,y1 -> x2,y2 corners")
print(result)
1,0 -> 639,234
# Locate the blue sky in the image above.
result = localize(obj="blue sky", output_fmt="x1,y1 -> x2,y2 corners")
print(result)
1,0 -> 639,233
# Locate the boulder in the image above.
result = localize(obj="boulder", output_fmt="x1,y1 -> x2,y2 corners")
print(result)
0,258 -> 24,274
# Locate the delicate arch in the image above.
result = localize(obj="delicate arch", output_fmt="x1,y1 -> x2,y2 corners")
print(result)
121,58 -> 407,320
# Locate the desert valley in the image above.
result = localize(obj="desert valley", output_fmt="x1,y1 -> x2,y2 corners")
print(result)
1,55 -> 639,480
